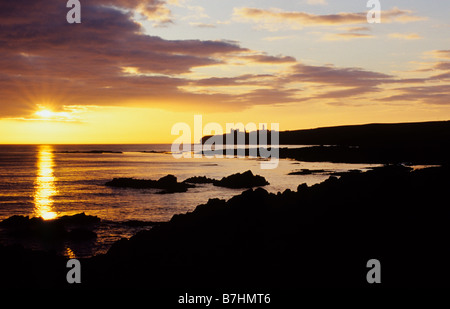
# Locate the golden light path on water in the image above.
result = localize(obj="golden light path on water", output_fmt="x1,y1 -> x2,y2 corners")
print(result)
33,145 -> 58,220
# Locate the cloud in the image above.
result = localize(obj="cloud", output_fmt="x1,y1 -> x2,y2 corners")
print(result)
434,62 -> 450,71
388,33 -> 422,40
93,0 -> 174,26
189,22 -> 216,28
378,85 -> 450,105
322,32 -> 374,41
243,54 -> 297,64
375,49 -> 450,105
306,0 -> 327,5
321,25 -> 373,41
285,63 -> 395,99
431,50 -> 450,59
0,0 -> 248,117
289,63 -> 393,86
0,1 -> 447,120
0,0 -> 308,117
233,7 -> 426,31
343,26 -> 371,32
181,5 -> 209,21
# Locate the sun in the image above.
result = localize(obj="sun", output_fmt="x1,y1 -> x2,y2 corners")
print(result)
34,107 -> 73,121
35,109 -> 54,119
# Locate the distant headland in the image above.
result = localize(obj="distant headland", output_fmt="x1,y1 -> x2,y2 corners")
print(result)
201,120 -> 450,165
201,120 -> 450,146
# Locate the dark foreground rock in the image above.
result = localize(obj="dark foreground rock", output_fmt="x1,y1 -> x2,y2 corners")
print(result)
105,174 -> 194,193
0,244 -> 67,288
80,164 -> 450,288
1,165 -> 449,288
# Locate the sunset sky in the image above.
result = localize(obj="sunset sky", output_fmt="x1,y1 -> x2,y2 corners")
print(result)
0,0 -> 449,144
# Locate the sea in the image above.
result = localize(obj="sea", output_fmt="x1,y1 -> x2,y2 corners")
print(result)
0,144 -> 379,257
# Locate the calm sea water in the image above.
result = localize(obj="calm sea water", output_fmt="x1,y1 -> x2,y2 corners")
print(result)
0,144 -> 379,257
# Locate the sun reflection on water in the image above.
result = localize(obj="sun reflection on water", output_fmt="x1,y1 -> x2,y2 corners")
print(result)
34,145 -> 58,220
65,247 -> 76,259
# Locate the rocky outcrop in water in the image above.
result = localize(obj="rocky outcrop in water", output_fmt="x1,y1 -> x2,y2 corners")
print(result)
213,170 -> 269,188
105,174 -> 194,193
107,171 -> 269,192
183,176 -> 216,184
183,171 -> 270,189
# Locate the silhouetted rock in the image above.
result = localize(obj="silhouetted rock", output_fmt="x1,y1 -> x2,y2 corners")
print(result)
296,183 -> 308,192
57,150 -> 122,154
56,212 -> 100,225
0,216 -> 65,240
288,168 -> 329,175
213,170 -> 269,188
0,213 -> 100,241
105,174 -> 194,193
183,176 -> 216,184
0,215 -> 41,228
156,174 -> 177,187
138,150 -> 165,153
329,169 -> 364,176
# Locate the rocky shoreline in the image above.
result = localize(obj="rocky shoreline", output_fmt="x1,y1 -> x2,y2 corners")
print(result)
1,164 -> 449,288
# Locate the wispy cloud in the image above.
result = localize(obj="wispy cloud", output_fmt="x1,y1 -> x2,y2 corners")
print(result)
242,54 -> 297,64
321,25 -> 373,41
233,7 -> 426,31
388,32 -> 423,40
430,50 -> 450,59
322,32 -> 374,41
189,22 -> 216,28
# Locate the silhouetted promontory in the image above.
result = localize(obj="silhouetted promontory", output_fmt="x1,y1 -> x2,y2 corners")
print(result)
201,120 -> 450,164
202,120 -> 450,146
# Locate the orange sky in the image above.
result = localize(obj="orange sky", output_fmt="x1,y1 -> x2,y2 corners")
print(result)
0,0 -> 449,144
